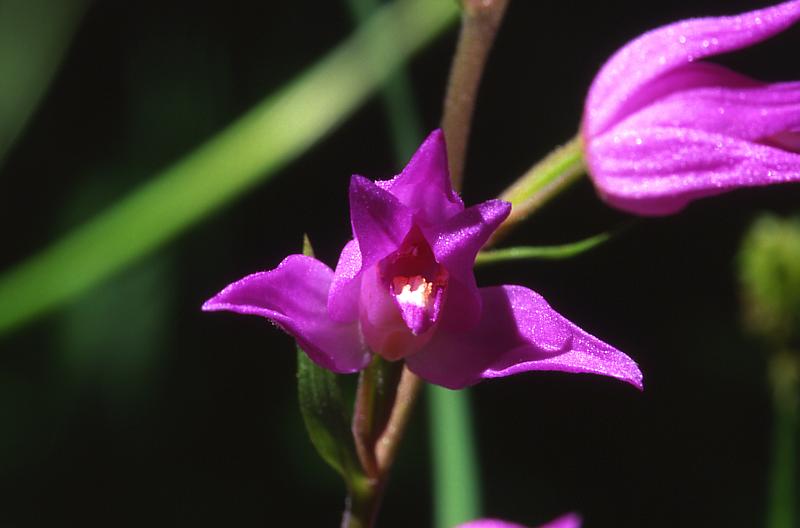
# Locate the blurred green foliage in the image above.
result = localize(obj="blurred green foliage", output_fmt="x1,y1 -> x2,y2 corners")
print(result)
738,214 -> 800,346
0,0 -> 458,336
0,0 -> 91,165
738,214 -> 800,528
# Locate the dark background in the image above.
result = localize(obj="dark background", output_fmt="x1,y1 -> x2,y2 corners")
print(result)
1,0 -> 799,526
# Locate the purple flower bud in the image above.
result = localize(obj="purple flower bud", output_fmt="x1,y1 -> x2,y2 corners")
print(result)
583,0 -> 800,215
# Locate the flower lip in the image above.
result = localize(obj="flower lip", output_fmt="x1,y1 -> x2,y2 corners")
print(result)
380,225 -> 448,336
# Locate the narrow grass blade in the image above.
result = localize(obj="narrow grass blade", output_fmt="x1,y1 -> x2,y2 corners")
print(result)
0,0 -> 458,336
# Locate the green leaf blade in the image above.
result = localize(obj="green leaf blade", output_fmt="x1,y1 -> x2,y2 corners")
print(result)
0,0 -> 459,337
296,349 -> 361,481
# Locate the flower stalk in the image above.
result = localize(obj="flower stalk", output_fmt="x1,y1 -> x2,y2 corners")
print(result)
341,475 -> 383,528
489,135 -> 585,246
352,356 -> 404,478
442,0 -> 510,191
767,351 -> 798,528
343,342 -> 431,528
345,1 -> 511,525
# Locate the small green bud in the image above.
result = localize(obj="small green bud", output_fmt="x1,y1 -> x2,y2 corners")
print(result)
738,214 -> 800,346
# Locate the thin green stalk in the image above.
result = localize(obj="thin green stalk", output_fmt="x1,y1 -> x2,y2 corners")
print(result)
345,362 -> 420,528
476,221 -> 638,266
429,385 -> 482,528
342,478 -> 382,528
490,135 -> 586,245
767,352 -> 798,528
0,0 -> 459,337
352,356 -> 404,479
476,231 -> 613,266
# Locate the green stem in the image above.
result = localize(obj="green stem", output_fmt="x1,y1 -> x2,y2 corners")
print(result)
352,356 -> 404,478
375,366 -> 424,473
345,364 -> 420,528
767,352 -> 798,528
475,231 -> 613,266
341,475 -> 382,528
490,135 -> 586,246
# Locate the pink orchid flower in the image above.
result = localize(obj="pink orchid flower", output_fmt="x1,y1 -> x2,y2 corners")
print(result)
204,131 -> 641,390
457,512 -> 582,528
583,0 -> 800,215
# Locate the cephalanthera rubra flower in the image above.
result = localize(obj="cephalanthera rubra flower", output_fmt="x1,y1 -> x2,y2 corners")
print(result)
204,131 -> 641,389
583,0 -> 800,215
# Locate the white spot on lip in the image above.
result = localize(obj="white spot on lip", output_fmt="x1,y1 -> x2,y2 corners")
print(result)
393,275 -> 432,308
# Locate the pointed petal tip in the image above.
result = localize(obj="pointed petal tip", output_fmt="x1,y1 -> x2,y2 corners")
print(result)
482,359 -> 645,391
625,366 -> 645,391
407,285 -> 644,390
486,198 -> 513,220
415,128 -> 446,153
348,173 -> 373,193
427,127 -> 444,141
600,358 -> 644,391
200,296 -> 248,315
374,127 -> 463,224
201,298 -> 220,312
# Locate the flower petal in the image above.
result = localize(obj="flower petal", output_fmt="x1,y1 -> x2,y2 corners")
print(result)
615,65 -> 800,142
349,175 -> 413,270
456,513 -> 581,528
426,199 -> 512,326
587,126 -> 800,215
328,239 -> 363,323
406,285 -> 642,390
584,0 -> 800,137
375,129 -> 464,224
538,514 -> 582,528
203,255 -> 369,373
455,520 -> 528,528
